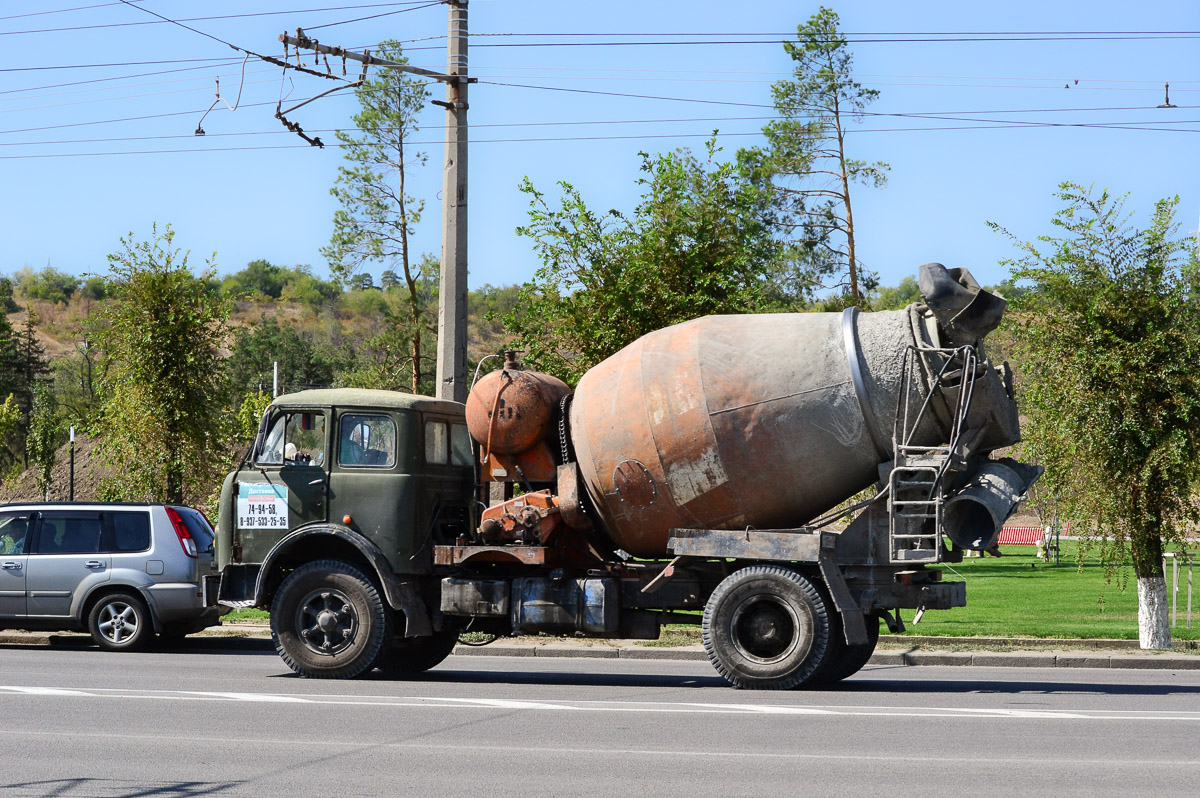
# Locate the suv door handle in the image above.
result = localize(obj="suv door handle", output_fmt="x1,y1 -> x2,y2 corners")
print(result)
1,561 -> 19,570
84,560 -> 105,569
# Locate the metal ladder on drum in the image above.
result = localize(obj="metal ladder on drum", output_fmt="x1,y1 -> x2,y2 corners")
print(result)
887,345 -> 979,564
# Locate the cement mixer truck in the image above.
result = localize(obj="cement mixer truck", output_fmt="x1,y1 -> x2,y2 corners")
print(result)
214,263 -> 1039,689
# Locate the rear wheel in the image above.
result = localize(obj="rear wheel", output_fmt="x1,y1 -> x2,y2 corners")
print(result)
702,566 -> 832,690
812,614 -> 881,685
377,627 -> 460,675
88,592 -> 151,652
270,560 -> 388,679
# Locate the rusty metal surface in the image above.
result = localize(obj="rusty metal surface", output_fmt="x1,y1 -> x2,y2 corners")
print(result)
478,490 -> 561,545
556,463 -> 592,530
666,529 -> 825,561
465,365 -> 570,456
432,544 -> 564,567
570,312 -> 937,558
613,459 -> 657,508
479,447 -> 558,484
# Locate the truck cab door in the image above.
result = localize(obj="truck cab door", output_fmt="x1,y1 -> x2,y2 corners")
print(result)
236,408 -> 329,562
326,410 -> 416,570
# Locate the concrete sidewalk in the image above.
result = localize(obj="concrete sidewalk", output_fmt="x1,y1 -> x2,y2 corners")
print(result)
3,623 -> 1200,670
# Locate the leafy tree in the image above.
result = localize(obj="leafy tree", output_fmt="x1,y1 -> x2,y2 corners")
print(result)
359,273 -> 376,291
227,318 -> 335,395
0,312 -> 27,468
50,338 -> 102,431
222,258 -> 285,299
869,275 -> 922,311
336,267 -> 439,394
507,139 -> 780,382
0,278 -> 19,313
79,276 -> 107,301
88,225 -> 230,504
470,283 -> 522,354
279,265 -> 341,310
996,183 -> 1200,649
0,394 -> 21,476
323,40 -> 434,394
755,6 -> 889,304
15,266 -> 80,305
27,381 -> 62,500
235,389 -> 272,442
15,313 -> 49,466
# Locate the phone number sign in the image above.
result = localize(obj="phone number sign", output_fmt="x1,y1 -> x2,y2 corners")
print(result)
237,483 -> 289,529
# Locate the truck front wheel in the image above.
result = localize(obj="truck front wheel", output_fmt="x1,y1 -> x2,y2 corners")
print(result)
270,560 -> 389,679
702,565 -> 832,690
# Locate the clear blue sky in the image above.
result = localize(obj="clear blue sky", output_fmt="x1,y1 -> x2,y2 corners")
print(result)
2,1 -> 1198,292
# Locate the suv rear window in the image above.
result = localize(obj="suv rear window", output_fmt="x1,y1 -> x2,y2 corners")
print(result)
174,507 -> 215,554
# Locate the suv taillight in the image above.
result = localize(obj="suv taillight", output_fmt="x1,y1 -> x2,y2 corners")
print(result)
165,506 -> 198,558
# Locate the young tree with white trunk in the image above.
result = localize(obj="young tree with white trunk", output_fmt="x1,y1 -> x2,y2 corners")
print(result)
995,183 -> 1200,649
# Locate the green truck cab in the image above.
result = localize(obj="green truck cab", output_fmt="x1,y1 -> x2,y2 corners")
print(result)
216,389 -> 474,677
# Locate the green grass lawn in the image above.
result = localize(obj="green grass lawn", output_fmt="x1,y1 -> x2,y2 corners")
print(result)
904,543 -> 1200,640
222,543 -> 1200,641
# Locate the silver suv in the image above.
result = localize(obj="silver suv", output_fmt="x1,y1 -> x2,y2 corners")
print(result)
0,503 -> 230,650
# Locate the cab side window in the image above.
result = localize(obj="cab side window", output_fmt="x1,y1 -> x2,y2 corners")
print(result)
425,420 -> 472,467
257,411 -> 326,466
0,513 -> 29,555
339,414 -> 396,468
36,512 -> 103,555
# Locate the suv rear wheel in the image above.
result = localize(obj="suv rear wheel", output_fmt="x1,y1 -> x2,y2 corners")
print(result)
270,560 -> 388,679
88,592 -> 151,652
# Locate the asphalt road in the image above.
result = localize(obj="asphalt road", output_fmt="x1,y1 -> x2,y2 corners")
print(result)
1,640 -> 1199,797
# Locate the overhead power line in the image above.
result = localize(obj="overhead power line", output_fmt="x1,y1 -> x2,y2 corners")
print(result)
5,114 -> 1200,151
0,2 -> 143,23
480,79 -> 1200,115
468,30 -> 1200,37
0,2 -> 440,37
2,117 -> 1198,160
392,33 -> 1200,52
0,57 -> 240,73
300,1 -> 446,31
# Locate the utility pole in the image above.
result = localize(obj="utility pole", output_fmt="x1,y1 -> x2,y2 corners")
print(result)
282,0 -> 473,402
436,0 -> 469,403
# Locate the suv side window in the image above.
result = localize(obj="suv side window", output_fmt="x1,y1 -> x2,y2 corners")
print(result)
106,512 -> 150,553
0,512 -> 30,555
36,512 -> 103,555
257,411 -> 326,466
339,414 -> 396,468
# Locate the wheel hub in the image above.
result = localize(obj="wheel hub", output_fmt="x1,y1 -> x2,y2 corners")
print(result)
731,596 -> 800,664
296,588 -> 358,656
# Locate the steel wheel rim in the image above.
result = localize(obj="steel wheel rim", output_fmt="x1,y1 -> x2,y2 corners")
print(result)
729,594 -> 806,665
97,601 -> 140,644
295,588 -> 358,656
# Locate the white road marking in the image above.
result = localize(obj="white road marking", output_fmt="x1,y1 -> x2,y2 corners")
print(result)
2,684 -> 1200,721
5,729 -> 1200,768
